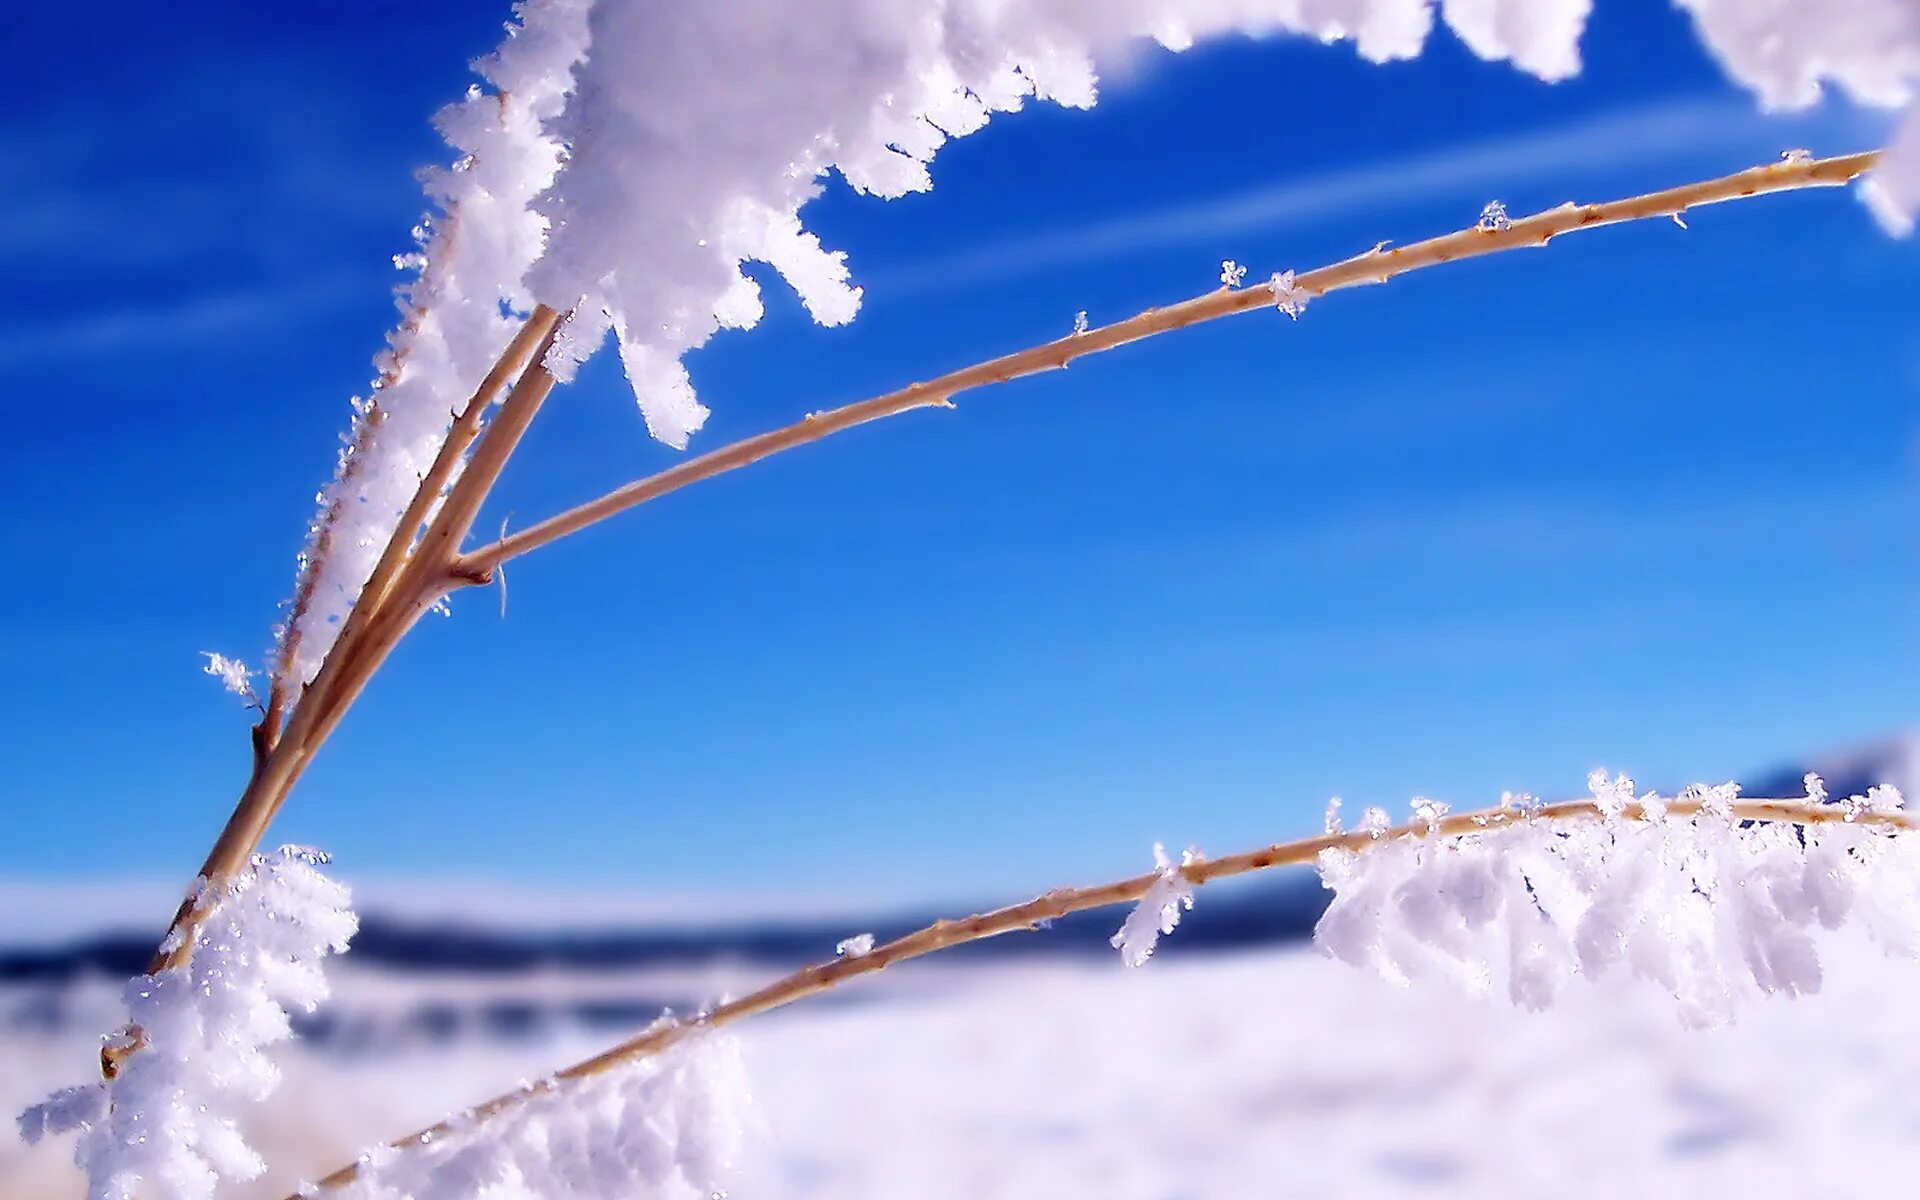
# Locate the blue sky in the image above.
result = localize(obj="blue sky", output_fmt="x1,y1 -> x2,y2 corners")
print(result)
2,0 -> 1917,911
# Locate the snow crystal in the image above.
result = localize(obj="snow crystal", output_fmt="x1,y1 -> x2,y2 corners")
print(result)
1220,259 -> 1247,288
1315,777 -> 1920,1027
836,934 -> 877,959
1477,199 -> 1512,231
1411,797 -> 1450,831
1112,844 -> 1201,968
200,652 -> 258,704
1267,270 -> 1309,320
1071,310 -> 1090,337
21,847 -> 356,1200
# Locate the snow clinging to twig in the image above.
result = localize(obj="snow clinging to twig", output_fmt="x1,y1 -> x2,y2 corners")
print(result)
321,1030 -> 750,1200
1315,775 -> 1920,1028
281,0 -> 1920,707
21,847 -> 357,1200
1112,843 -> 1202,967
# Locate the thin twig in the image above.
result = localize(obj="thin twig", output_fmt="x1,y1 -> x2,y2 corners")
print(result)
453,150 -> 1881,580
298,791 -> 1918,1195
133,309 -> 563,994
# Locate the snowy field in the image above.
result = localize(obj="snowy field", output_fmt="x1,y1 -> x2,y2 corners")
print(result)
11,931 -> 1920,1199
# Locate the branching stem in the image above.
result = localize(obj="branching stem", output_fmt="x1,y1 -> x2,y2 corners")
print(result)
136,153 -> 1884,1081
452,150 -> 1880,579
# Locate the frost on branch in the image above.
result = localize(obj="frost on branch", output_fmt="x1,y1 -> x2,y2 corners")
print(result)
1268,270 -> 1309,319
326,1031 -> 749,1200
288,0 -> 1920,685
275,0 -> 594,693
200,652 -> 259,707
836,933 -> 877,959
1314,777 -> 1920,1028
520,0 -> 1608,447
1112,843 -> 1202,967
20,847 -> 356,1200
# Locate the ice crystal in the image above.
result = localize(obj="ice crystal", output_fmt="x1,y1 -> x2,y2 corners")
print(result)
1411,797 -> 1450,832
1268,270 -> 1309,320
1220,259 -> 1247,288
1478,199 -> 1512,231
1112,843 -> 1202,967
200,652 -> 259,705
1315,775 -> 1919,1027
836,933 -> 876,959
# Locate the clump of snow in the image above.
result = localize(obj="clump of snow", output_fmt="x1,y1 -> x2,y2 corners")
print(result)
275,0 -> 594,693
1864,106 -> 1920,236
1112,843 -> 1202,967
200,652 -> 258,706
329,1031 -> 749,1200
1673,0 -> 1920,233
20,847 -> 356,1200
836,934 -> 877,959
1441,0 -> 1592,81
1267,270 -> 1309,319
1315,775 -> 1920,1027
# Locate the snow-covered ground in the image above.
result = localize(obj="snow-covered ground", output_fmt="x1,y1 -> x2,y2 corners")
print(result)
11,933 -> 1920,1198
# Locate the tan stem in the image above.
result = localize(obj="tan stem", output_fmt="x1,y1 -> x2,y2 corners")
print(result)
134,308 -> 564,995
299,792 -> 1915,1195
453,150 -> 1880,579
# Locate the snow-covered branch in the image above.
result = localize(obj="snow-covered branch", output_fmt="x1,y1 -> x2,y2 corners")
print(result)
1317,773 -> 1920,1027
22,848 -> 356,1200
453,149 -> 1880,578
294,774 -> 1915,1196
304,1031 -> 748,1200
279,0 -> 1920,695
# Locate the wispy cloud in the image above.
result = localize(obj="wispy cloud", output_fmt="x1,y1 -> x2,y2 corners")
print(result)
0,275 -> 364,374
875,96 -> 1870,291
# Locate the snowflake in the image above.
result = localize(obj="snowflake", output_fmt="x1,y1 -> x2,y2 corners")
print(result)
1411,797 -> 1450,832
1219,259 -> 1247,288
1268,270 -> 1308,320
1071,310 -> 1089,337
835,933 -> 875,958
1478,199 -> 1512,231
201,652 -> 259,706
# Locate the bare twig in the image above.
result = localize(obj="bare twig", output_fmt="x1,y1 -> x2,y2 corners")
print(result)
453,151 -> 1881,580
298,791 -> 1918,1194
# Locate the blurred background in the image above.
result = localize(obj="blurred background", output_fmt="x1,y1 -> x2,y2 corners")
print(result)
3,0 -> 1918,1195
